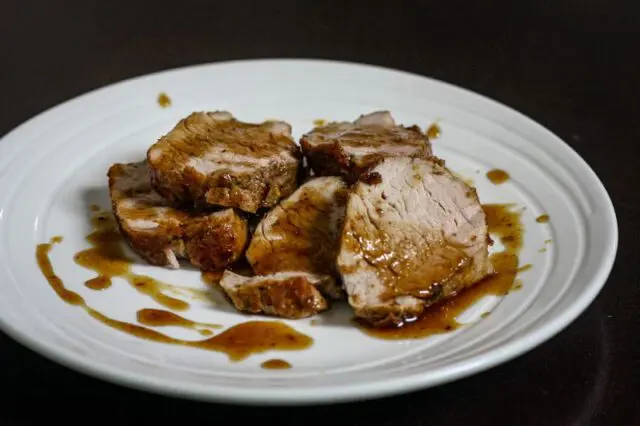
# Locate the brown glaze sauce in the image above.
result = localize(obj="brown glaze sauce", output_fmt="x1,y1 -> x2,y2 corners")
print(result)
37,240 -> 312,361
137,308 -> 222,331
73,211 -> 190,310
486,169 -> 510,185
536,214 -> 550,223
85,275 -> 112,290
426,123 -> 441,140
261,359 -> 292,370
201,270 -> 224,288
157,92 -> 172,108
358,204 -> 525,340
51,236 -> 63,244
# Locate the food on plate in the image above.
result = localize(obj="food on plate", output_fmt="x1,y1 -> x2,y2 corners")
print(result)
108,161 -> 248,271
337,157 -> 493,326
219,271 -> 341,319
147,111 -> 301,213
300,111 -> 432,181
96,110 -> 507,329
246,176 -> 348,283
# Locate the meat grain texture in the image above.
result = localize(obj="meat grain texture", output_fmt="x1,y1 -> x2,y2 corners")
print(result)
337,156 -> 493,326
220,271 -> 341,319
147,111 -> 301,213
108,161 -> 248,271
246,176 -> 349,284
301,111 -> 432,182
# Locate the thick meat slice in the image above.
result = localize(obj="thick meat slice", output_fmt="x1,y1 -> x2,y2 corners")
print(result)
300,111 -> 432,181
220,271 -> 340,319
246,177 -> 348,283
147,111 -> 301,213
108,161 -> 248,271
337,157 -> 493,326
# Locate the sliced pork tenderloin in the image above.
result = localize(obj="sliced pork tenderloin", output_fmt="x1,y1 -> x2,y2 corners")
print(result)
147,111 -> 301,213
300,111 -> 432,181
246,176 -> 348,286
220,271 -> 341,319
108,161 -> 248,271
337,156 -> 493,326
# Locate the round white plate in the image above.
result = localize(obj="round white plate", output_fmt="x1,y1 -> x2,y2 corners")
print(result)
0,59 -> 617,405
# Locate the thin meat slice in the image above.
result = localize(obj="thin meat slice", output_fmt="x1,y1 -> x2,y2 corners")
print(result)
246,177 -> 348,284
300,111 -> 432,181
108,161 -> 248,271
147,111 -> 301,213
337,157 -> 493,326
220,271 -> 340,319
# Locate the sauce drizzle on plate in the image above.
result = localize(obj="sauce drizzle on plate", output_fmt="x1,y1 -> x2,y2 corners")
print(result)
36,238 -> 312,361
486,169 -> 510,185
261,359 -> 292,370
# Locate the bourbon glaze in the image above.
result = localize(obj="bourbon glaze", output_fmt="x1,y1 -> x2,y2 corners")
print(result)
37,240 -> 313,361
358,204 -> 525,340
536,214 -> 550,223
426,123 -> 441,140
486,169 -> 510,185
137,308 -> 222,332
73,211 -> 191,310
261,359 -> 292,370
157,92 -> 172,108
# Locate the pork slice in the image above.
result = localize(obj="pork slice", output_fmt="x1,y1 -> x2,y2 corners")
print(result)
108,161 -> 248,271
337,157 -> 493,326
220,271 -> 340,319
147,111 -> 301,213
300,111 -> 432,181
246,176 -> 348,286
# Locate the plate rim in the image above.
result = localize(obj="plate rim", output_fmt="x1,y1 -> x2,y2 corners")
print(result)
0,58 -> 619,405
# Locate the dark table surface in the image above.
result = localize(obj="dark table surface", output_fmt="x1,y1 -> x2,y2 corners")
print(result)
1,1 -> 638,425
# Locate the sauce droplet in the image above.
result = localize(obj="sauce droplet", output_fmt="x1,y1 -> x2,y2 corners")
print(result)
313,119 -> 327,126
536,214 -> 549,223
261,359 -> 292,370
426,123 -> 441,140
51,236 -> 63,244
85,275 -> 112,290
157,92 -> 171,108
486,169 -> 510,185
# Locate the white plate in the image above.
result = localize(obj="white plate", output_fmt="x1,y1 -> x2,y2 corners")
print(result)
0,59 -> 617,405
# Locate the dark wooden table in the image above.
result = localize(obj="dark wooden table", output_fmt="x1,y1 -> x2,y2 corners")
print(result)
2,1 -> 638,424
